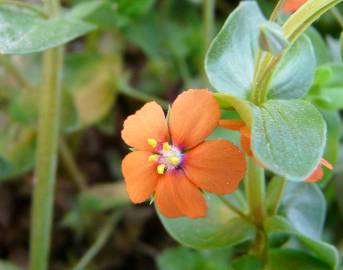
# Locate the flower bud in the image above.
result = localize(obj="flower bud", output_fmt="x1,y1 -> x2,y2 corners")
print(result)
259,22 -> 289,55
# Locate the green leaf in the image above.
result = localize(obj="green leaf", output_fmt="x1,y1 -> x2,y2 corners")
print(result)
0,5 -> 96,54
266,183 -> 338,269
157,247 -> 232,270
318,111 -> 341,187
305,27 -> 332,66
205,2 -> 266,99
232,255 -> 262,270
265,217 -> 338,269
157,193 -> 255,249
267,249 -> 332,270
281,182 -> 325,240
308,64 -> 343,110
0,128 -> 36,181
0,260 -> 23,270
268,36 -> 315,99
74,64 -> 117,126
251,100 -> 326,180
259,22 -> 289,55
79,182 -> 130,212
64,0 -> 105,20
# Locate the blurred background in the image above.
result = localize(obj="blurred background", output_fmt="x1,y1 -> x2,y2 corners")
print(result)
0,0 -> 342,269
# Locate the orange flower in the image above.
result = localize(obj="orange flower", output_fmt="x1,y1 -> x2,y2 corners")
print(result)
121,89 -> 246,219
283,0 -> 307,13
305,159 -> 333,183
219,119 -> 333,182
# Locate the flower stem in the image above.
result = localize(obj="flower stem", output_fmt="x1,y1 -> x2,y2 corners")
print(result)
269,0 -> 287,21
59,138 -> 87,191
117,79 -> 169,109
72,211 -> 122,270
217,195 -> 250,222
245,158 -> 266,227
202,0 -> 215,84
29,0 -> 62,270
267,176 -> 287,216
331,7 -> 343,28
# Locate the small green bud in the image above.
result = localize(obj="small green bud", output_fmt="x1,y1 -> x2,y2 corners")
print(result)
259,22 -> 289,55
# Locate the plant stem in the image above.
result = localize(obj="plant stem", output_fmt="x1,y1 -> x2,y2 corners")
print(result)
117,79 -> 169,109
29,0 -> 62,270
217,195 -> 250,222
267,177 -> 287,216
59,138 -> 87,191
0,0 -> 47,18
245,158 -> 266,227
203,0 -> 215,50
331,7 -> 343,28
269,0 -> 287,21
72,211 -> 122,270
0,55 -> 32,91
202,0 -> 215,85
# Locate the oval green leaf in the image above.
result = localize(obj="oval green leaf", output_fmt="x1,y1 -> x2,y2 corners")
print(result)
268,35 -> 315,100
157,193 -> 255,249
205,2 -> 266,99
251,99 -> 326,180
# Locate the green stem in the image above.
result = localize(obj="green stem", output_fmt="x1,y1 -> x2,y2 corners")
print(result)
117,79 -> 169,109
269,0 -> 287,21
217,195 -> 250,222
331,7 -> 343,28
0,55 -> 32,91
245,158 -> 266,227
29,1 -> 62,270
0,0 -> 47,18
267,177 -> 287,216
202,0 -> 215,85
72,212 -> 122,270
203,0 -> 215,49
59,138 -> 87,191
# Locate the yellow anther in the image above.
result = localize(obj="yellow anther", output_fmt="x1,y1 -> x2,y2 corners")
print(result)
169,157 -> 180,166
163,142 -> 171,151
157,164 -> 166,175
147,138 -> 157,148
148,154 -> 159,162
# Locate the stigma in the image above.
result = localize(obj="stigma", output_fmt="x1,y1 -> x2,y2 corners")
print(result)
147,140 -> 183,174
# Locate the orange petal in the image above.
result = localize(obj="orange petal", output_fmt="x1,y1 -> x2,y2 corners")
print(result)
155,173 -> 207,219
320,159 -> 333,170
122,151 -> 159,203
184,139 -> 246,195
219,119 -> 245,131
305,165 -> 323,183
169,89 -> 220,149
240,126 -> 253,156
283,0 -> 307,13
121,102 -> 169,151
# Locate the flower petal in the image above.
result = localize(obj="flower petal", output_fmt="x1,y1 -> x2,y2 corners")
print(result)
283,0 -> 307,13
305,165 -> 323,183
240,126 -> 253,156
121,102 -> 169,151
219,119 -> 245,131
155,173 -> 207,219
122,151 -> 159,203
320,159 -> 333,170
184,139 -> 246,195
169,89 -> 220,149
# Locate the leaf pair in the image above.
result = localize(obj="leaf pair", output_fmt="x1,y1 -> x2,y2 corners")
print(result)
205,2 -> 326,181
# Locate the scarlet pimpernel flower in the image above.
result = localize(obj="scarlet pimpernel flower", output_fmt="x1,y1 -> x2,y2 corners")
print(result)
121,89 -> 246,219
283,0 -> 307,13
219,119 -> 333,182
